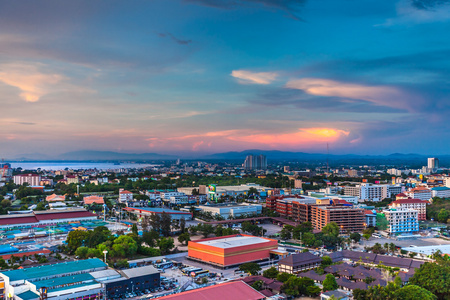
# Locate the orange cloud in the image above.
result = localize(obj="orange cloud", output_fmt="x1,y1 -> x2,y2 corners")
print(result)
231,70 -> 278,84
286,78 -> 409,110
229,127 -> 350,147
0,63 -> 64,102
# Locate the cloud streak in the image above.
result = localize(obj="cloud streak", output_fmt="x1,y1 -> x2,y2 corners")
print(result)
231,70 -> 278,84
0,63 -> 64,102
285,78 -> 414,111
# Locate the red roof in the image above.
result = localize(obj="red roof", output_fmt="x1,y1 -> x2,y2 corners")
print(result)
34,211 -> 97,221
157,281 -> 265,300
364,210 -> 376,215
2,249 -> 51,260
390,199 -> 429,205
120,190 -> 132,194
396,193 -> 407,197
0,216 -> 38,226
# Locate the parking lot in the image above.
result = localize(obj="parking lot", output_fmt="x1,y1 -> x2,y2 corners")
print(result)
363,235 -> 450,248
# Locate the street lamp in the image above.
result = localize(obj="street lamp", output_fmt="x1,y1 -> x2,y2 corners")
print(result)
103,250 -> 108,263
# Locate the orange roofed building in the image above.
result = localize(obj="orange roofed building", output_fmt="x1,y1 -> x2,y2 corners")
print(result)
46,194 -> 66,202
83,195 -> 105,205
188,234 -> 278,268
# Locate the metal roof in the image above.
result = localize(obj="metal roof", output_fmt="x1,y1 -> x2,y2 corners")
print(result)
196,235 -> 271,249
121,265 -> 159,278
2,258 -> 107,282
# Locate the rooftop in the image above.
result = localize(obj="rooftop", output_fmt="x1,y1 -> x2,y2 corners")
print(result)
278,252 -> 322,267
195,235 -> 272,249
2,258 -> 107,282
121,265 -> 159,278
157,281 -> 265,300
125,207 -> 191,214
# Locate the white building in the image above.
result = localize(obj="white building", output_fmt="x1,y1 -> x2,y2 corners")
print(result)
197,204 -> 262,219
405,187 -> 432,201
13,174 -> 42,186
119,189 -> 133,203
431,187 -> 450,199
428,157 -> 439,170
383,208 -> 419,234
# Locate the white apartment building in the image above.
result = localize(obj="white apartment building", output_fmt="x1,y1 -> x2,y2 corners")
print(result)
13,174 -> 42,186
119,189 -> 133,203
168,195 -> 189,205
405,187 -> 432,201
344,183 -> 402,202
161,192 -> 186,200
431,187 -> 450,199
389,198 -> 428,220
383,208 -> 419,234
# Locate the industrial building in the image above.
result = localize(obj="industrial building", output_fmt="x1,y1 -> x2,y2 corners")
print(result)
0,259 -> 160,300
188,234 -> 278,268
0,209 -> 97,230
123,207 -> 193,220
197,203 -> 262,219
0,258 -> 107,300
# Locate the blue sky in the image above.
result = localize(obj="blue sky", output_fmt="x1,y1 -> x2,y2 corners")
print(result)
1,0 -> 450,156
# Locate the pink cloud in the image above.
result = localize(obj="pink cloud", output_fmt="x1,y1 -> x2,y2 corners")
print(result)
231,70 -> 278,85
286,78 -> 413,111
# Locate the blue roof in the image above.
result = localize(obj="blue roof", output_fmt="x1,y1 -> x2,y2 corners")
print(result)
129,207 -> 190,214
0,244 -> 19,254
2,258 -> 106,282
34,273 -> 94,289
431,187 -> 450,191
15,290 -> 39,300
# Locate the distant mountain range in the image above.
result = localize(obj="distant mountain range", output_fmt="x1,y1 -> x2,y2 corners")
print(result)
4,149 -> 443,165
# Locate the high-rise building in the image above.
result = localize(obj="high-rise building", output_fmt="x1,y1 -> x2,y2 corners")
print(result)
244,154 -> 267,170
428,157 -> 439,169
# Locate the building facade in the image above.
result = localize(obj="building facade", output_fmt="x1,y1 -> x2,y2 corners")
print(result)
389,199 -> 429,221
13,174 -> 41,186
383,208 -> 419,234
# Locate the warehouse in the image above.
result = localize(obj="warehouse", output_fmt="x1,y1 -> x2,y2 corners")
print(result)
0,209 -> 98,230
188,234 -> 278,268
124,207 -> 193,220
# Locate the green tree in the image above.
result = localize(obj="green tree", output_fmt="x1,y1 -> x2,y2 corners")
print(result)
393,285 -> 437,300
251,280 -> 263,291
322,255 -> 333,267
160,212 -> 172,236
112,235 -> 138,257
142,230 -> 159,247
409,262 -> 450,299
180,218 -> 186,233
149,213 -> 161,232
66,230 -> 90,254
322,274 -> 338,291
239,262 -> 261,275
306,285 -> 321,297
178,232 -> 191,245
322,222 -> 340,237
199,224 -> 215,238
438,209 -> 449,223
263,267 -> 279,279
131,223 -> 138,236
350,232 -> 361,243
75,246 -> 89,259
277,272 -> 295,283
280,227 -> 292,240
158,237 -> 175,255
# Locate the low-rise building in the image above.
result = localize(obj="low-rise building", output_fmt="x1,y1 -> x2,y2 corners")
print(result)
83,195 -> 105,205
278,252 -> 322,274
119,189 -> 133,203
431,186 -> 450,199
405,187 -> 432,201
365,210 -> 377,227
197,203 -> 262,219
188,234 -> 278,268
46,194 -> 65,202
123,207 -> 192,220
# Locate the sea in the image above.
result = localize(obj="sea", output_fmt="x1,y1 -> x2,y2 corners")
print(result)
9,162 -> 159,171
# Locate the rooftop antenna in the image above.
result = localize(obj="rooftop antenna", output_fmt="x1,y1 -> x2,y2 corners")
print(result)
326,142 -> 329,175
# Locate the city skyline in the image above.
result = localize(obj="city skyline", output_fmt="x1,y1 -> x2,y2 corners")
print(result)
2,0 -> 450,156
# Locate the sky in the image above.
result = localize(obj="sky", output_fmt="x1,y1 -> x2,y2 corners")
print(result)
1,0 -> 450,157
